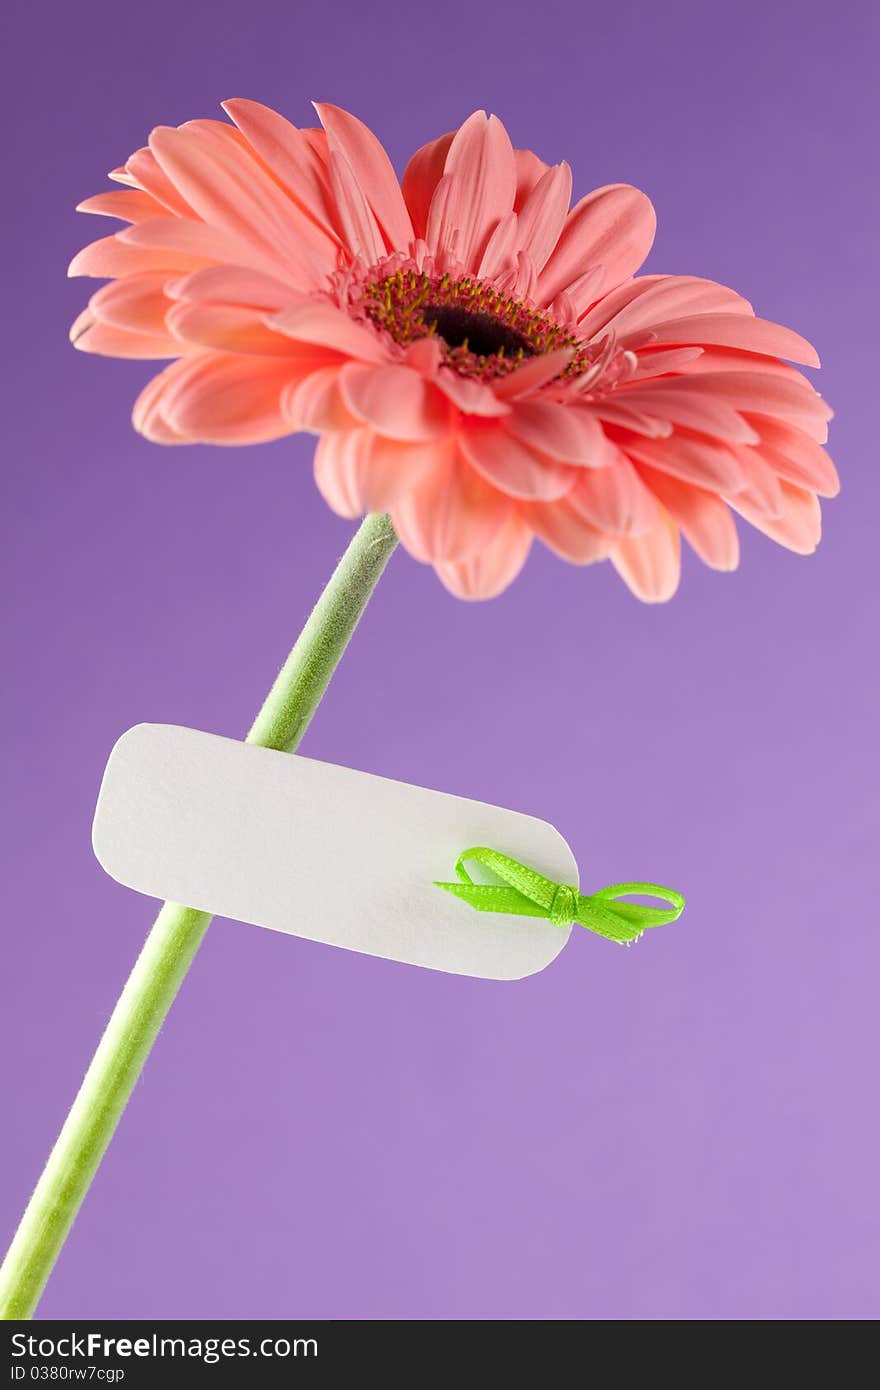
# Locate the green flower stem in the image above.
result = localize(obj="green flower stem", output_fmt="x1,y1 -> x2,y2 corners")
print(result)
0,512 -> 398,1321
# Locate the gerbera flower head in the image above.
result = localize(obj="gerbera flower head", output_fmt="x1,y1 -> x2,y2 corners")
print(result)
70,100 -> 837,601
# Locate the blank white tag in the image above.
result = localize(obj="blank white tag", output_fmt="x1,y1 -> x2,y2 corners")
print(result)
92,725 -> 576,980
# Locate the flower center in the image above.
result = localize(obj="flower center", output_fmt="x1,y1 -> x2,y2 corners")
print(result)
419,303 -> 534,360
359,269 -> 589,381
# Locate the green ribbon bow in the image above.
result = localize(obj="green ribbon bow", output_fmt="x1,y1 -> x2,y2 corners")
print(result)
435,847 -> 685,945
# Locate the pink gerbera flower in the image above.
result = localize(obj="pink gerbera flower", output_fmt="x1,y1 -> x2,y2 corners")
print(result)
70,100 -> 837,600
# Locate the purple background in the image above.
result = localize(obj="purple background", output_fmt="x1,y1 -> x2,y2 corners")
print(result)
3,0 -> 877,1321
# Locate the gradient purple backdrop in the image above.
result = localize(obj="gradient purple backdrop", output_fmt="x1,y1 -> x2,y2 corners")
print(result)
2,0 -> 877,1321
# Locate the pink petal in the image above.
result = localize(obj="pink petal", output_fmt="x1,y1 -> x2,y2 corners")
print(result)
521,499 -> 611,564
507,400 -> 618,466
314,428 -> 438,515
636,465 -> 739,570
132,362 -> 192,442
122,146 -> 196,217
443,111 -> 517,271
88,271 -> 173,336
70,312 -> 181,359
119,218 -> 286,279
460,421 -> 577,500
757,442 -> 839,500
283,367 -> 359,432
68,233 -> 210,279
537,184 -> 656,307
401,132 -> 455,239
684,370 -> 833,442
730,480 -> 822,554
490,348 -> 574,399
588,399 -> 672,438
611,512 -> 681,602
360,434 -> 442,507
108,162 -> 138,186
567,454 -> 658,534
612,379 -> 759,443
477,211 -> 520,279
729,447 -> 784,518
221,99 -> 340,257
149,122 -> 327,289
168,264 -> 296,311
745,414 -> 839,497
158,353 -> 302,444
553,266 -> 605,320
578,274 -> 752,340
390,445 -> 512,562
313,429 -> 370,516
339,362 -> 450,441
675,347 -> 806,382
167,301 -> 308,356
435,511 -> 533,599
432,371 -> 511,417
425,172 -> 463,263
626,346 -> 705,380
404,336 -> 444,375
515,163 -> 573,274
622,313 -> 820,367
76,189 -> 168,223
315,103 -> 413,252
327,148 -> 386,266
513,148 -> 551,211
622,431 -> 746,493
270,299 -> 386,361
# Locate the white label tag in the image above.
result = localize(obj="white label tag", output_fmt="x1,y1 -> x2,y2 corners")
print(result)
92,725 -> 576,980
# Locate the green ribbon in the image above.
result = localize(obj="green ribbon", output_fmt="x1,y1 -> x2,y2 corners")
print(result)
435,847 -> 685,945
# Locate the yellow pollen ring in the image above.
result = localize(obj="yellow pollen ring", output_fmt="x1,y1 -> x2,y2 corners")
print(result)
359,268 -> 591,383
